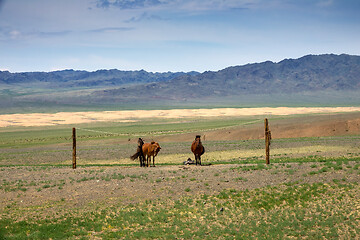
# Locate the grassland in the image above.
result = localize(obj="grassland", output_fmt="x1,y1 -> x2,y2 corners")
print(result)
0,113 -> 360,239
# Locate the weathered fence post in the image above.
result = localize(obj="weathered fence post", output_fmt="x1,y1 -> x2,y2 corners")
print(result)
264,118 -> 271,164
72,128 -> 76,169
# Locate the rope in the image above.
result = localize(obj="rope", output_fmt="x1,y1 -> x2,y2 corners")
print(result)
76,127 -> 129,136
76,119 -> 263,137
198,119 -> 263,133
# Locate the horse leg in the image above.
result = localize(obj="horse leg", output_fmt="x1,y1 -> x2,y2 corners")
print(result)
199,155 -> 201,166
140,155 -> 144,167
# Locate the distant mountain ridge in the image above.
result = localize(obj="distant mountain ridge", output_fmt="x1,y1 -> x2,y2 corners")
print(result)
92,54 -> 360,101
0,69 -> 200,88
1,54 -> 360,111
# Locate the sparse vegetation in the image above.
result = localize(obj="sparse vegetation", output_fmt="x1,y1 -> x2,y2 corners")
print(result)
1,182 -> 358,239
1,112 -> 360,239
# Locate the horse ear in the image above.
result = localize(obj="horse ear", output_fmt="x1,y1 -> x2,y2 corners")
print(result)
151,141 -> 155,144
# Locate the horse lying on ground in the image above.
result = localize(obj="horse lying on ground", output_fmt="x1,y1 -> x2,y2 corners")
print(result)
191,135 -> 205,165
183,158 -> 195,165
142,141 -> 161,167
130,138 -> 146,167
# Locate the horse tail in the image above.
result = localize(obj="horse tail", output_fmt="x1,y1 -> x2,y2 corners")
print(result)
201,146 -> 205,155
130,152 -> 140,160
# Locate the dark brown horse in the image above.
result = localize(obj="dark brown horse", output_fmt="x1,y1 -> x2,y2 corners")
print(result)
142,141 -> 161,167
191,135 -> 205,165
130,138 -> 146,167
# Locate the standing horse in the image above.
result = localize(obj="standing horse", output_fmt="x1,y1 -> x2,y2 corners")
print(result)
130,138 -> 146,167
142,141 -> 161,167
191,135 -> 205,165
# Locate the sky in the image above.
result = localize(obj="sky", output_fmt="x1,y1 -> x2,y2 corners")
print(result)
0,0 -> 359,73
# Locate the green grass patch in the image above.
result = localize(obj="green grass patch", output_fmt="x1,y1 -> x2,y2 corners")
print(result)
231,163 -> 272,172
1,182 -> 359,239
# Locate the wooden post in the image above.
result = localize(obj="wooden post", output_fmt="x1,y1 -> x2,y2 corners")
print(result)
264,118 -> 271,165
72,128 -> 76,169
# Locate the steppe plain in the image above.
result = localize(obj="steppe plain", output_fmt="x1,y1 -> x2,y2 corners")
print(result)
1,107 -> 360,239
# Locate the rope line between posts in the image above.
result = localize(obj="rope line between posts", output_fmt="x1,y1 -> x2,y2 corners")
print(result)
76,119 -> 263,137
76,127 -> 129,136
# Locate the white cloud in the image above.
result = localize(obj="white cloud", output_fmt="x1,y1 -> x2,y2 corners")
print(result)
9,30 -> 21,39
94,0 -> 260,11
317,0 -> 334,7
95,0 -> 167,9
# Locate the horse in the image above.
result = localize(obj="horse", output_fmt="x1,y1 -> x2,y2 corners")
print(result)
142,141 -> 161,167
130,138 -> 146,167
191,135 -> 205,165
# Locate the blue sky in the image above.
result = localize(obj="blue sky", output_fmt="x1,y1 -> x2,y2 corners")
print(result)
0,0 -> 359,73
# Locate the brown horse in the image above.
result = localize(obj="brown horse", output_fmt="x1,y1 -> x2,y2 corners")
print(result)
142,141 -> 161,167
130,138 -> 146,167
191,135 -> 205,165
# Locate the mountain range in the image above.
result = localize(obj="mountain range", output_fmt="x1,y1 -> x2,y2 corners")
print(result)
0,69 -> 199,88
1,54 -> 360,112
94,54 -> 360,101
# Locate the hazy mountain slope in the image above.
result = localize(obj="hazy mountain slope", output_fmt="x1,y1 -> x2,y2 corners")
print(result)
0,69 -> 199,88
93,54 -> 360,101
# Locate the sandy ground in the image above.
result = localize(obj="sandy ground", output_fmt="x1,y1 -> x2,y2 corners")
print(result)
1,107 -> 360,127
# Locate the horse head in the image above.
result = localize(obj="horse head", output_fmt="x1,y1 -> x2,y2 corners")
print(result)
195,135 -> 202,144
153,142 -> 161,156
138,138 -> 144,147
